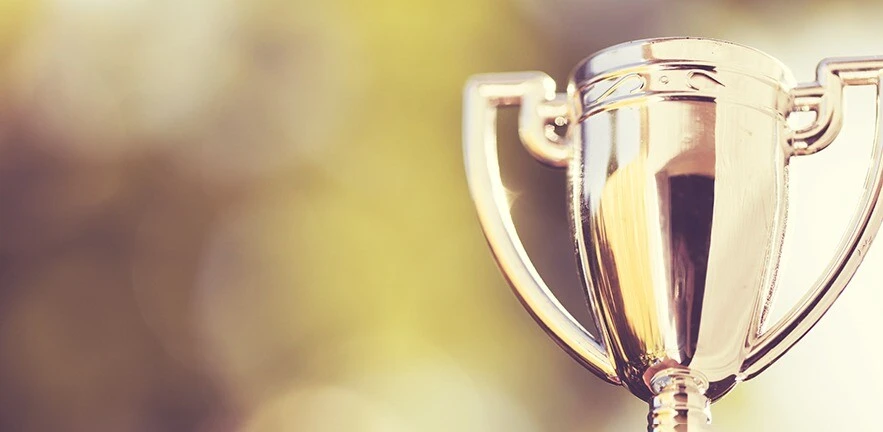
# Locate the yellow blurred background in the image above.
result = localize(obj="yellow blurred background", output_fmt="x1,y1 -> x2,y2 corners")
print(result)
1,0 -> 882,431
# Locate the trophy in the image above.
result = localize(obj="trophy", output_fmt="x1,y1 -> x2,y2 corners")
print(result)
463,37 -> 883,430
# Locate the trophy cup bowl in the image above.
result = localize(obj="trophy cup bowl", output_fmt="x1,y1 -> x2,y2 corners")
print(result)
464,38 -> 883,430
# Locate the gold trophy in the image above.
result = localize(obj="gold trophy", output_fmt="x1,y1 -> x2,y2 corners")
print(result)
463,37 -> 883,430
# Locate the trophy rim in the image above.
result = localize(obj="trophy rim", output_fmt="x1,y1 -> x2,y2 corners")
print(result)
570,36 -> 796,88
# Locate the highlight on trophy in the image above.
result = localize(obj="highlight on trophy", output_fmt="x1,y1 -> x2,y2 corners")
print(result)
464,37 -> 883,431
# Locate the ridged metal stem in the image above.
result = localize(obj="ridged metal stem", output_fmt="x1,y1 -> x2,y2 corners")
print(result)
647,369 -> 712,432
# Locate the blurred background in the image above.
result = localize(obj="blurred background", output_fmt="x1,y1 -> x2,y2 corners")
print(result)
1,0 -> 882,431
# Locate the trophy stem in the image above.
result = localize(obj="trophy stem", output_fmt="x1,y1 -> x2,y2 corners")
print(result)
647,369 -> 712,432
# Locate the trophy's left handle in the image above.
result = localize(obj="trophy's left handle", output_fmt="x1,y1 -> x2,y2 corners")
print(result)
463,72 -> 619,384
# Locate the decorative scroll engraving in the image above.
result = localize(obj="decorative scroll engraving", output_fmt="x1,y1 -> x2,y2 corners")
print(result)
580,68 -> 734,115
583,73 -> 646,107
687,70 -> 725,91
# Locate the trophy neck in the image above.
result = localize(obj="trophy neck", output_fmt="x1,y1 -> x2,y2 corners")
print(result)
648,369 -> 712,432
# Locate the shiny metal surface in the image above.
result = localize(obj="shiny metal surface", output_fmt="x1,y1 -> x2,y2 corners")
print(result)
571,39 -> 795,402
463,37 -> 883,430
648,369 -> 711,431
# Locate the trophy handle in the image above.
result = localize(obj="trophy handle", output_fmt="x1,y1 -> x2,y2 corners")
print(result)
463,72 -> 619,384
743,57 -> 883,379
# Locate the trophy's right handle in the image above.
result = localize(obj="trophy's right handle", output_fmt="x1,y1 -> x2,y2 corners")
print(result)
463,72 -> 620,384
743,57 -> 883,379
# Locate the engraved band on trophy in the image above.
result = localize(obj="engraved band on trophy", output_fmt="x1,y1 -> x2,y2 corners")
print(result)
462,37 -> 883,431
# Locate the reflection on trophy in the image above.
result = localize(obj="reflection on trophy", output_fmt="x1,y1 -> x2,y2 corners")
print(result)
463,37 -> 883,431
